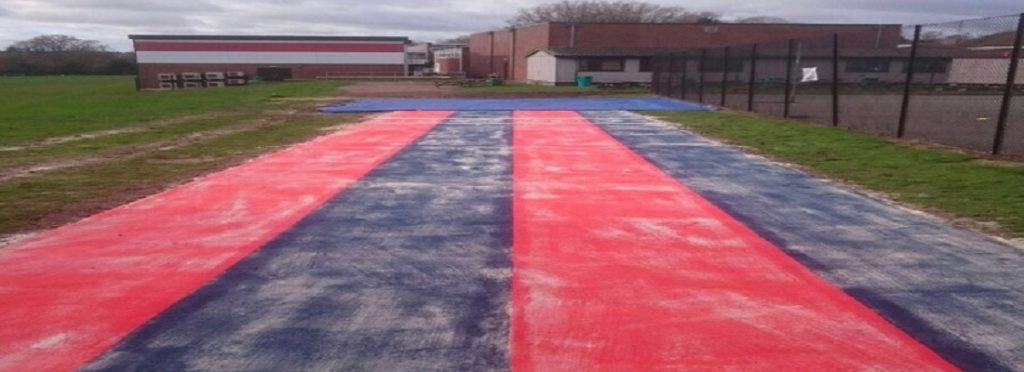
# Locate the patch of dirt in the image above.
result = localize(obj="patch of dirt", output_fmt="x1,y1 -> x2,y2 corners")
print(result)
332,80 -> 651,99
0,111 -> 322,183
0,112 -> 232,152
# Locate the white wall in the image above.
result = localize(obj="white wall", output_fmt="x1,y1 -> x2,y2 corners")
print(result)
135,51 -> 405,64
527,51 -> 559,85
949,58 -> 1024,84
579,58 -> 652,83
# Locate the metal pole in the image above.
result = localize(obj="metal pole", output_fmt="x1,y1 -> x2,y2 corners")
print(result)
721,47 -> 730,106
832,33 -> 840,127
652,55 -> 661,95
898,25 -> 921,138
666,53 -> 676,98
699,48 -> 706,103
784,39 -> 795,118
680,52 -> 689,100
748,44 -> 758,112
994,13 -> 1024,155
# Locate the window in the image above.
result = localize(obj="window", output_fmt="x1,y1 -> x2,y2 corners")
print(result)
700,58 -> 743,73
407,52 -> 428,59
903,58 -> 948,73
579,58 -> 625,72
638,57 -> 652,72
845,58 -> 890,73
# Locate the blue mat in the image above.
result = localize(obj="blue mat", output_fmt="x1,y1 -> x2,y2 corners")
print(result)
318,97 -> 709,112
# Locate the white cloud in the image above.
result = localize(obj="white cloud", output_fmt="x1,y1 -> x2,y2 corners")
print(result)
0,0 -> 1020,51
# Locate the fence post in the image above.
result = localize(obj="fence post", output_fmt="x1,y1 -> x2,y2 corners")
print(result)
721,47 -> 730,106
680,52 -> 689,100
832,33 -> 840,127
652,55 -> 661,95
748,44 -> 758,112
784,39 -> 795,118
994,13 -> 1024,155
898,25 -> 922,138
699,48 -> 707,103
663,53 -> 671,98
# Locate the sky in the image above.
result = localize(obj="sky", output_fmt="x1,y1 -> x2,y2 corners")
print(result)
0,0 -> 1021,51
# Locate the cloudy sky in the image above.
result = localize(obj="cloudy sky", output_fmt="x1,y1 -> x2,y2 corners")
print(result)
1,0 -> 1021,51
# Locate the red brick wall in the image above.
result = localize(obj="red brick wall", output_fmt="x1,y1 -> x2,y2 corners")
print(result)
136,63 -> 403,89
468,24 -> 550,79
467,32 -> 495,78
512,25 -> 551,81
570,23 -> 902,49
469,23 -> 904,81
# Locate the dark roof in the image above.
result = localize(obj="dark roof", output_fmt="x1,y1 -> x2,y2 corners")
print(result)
128,34 -> 409,42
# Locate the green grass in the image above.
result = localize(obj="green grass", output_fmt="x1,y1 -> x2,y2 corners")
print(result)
652,111 -> 1024,238
0,113 -> 361,236
0,75 -> 345,145
457,81 -> 650,95
0,75 -> 355,237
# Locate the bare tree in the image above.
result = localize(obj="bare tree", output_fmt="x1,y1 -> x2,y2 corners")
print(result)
7,34 -> 110,53
1,34 -> 133,75
735,16 -> 788,24
438,35 -> 470,44
507,0 -> 719,27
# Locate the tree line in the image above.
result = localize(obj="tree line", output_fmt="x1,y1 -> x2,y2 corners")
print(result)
1,35 -> 135,76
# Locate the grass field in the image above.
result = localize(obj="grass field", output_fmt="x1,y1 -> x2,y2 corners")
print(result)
0,76 -> 360,239
653,111 -> 1024,238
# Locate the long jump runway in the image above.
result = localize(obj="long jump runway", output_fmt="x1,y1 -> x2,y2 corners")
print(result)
1,108 -> 1021,370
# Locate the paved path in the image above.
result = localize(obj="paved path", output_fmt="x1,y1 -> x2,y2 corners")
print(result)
2,109 -> 1021,370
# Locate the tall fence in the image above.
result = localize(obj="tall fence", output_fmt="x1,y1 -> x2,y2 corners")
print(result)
651,13 -> 1024,156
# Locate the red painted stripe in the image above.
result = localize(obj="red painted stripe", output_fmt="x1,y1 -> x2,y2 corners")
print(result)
510,111 -> 956,371
0,111 -> 452,371
134,41 -> 404,52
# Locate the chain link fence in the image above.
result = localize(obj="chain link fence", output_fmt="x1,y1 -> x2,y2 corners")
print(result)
652,13 -> 1024,156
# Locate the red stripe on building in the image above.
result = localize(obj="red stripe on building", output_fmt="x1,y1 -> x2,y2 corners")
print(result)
0,111 -> 451,371
510,111 -> 955,371
134,41 -> 405,52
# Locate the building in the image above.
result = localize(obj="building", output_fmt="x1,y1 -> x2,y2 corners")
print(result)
405,42 -> 431,76
431,43 -> 469,76
468,22 -> 904,83
130,35 -> 409,89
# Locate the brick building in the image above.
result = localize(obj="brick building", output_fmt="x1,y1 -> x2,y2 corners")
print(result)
130,35 -> 409,89
468,23 -> 904,82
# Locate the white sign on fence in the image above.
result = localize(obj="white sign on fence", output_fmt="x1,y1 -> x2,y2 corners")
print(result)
801,67 -> 819,83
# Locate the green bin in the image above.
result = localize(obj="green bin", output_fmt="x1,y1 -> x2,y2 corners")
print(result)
576,75 -> 592,88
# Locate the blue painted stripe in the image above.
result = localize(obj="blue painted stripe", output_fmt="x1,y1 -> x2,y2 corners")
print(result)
319,97 -> 710,112
583,111 -> 1024,371
85,111 -> 513,371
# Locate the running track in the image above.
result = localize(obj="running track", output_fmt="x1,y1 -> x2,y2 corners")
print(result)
2,109 -> 1021,370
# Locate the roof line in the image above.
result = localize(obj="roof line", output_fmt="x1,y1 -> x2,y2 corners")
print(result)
128,35 -> 410,42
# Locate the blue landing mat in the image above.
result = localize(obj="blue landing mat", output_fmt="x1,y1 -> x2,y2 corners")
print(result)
318,97 -> 709,112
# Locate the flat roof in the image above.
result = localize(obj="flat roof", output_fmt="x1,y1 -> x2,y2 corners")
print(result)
129,35 -> 409,42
